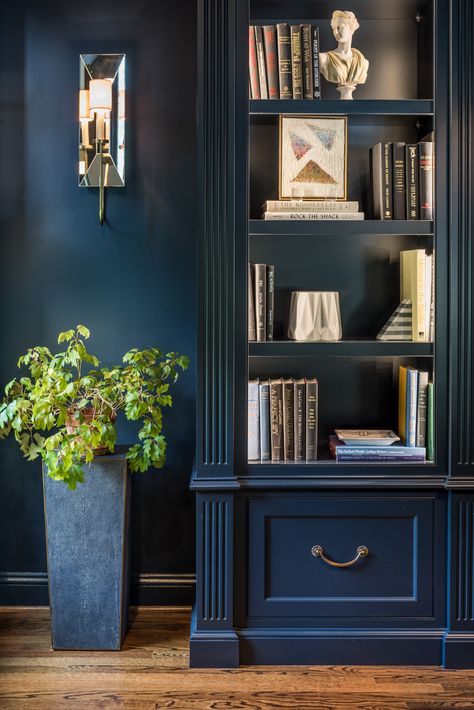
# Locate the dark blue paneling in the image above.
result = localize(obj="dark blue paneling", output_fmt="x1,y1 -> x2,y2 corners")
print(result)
0,0 -> 196,601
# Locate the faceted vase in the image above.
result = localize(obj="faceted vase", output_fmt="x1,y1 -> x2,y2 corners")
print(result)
288,291 -> 342,341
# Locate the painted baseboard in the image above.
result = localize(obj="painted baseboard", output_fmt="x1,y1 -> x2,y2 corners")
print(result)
0,571 -> 196,606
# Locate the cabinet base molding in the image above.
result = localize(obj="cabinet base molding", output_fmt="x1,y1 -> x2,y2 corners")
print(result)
238,629 -> 444,666
190,610 -> 240,668
443,633 -> 474,668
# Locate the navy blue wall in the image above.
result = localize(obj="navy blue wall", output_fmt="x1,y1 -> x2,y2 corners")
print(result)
0,0 -> 196,603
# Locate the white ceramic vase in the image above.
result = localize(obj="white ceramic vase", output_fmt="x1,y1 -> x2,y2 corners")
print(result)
288,291 -> 342,341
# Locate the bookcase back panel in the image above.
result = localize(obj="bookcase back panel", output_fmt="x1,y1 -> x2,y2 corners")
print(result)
251,0 -> 432,22
250,233 -> 431,339
248,356 -> 431,443
249,120 -> 432,219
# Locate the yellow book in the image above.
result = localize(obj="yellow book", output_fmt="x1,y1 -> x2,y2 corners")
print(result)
398,365 -> 408,443
400,249 -> 426,341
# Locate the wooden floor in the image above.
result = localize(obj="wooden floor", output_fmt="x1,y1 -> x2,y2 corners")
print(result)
1,608 -> 474,710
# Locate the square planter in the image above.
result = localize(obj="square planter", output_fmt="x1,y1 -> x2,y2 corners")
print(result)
43,452 -> 131,650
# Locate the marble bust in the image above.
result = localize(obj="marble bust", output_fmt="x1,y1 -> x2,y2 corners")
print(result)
319,10 -> 369,99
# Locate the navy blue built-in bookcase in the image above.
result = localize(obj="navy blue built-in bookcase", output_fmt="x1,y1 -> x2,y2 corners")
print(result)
192,0 -> 474,668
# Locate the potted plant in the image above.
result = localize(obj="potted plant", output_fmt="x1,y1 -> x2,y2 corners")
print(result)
0,325 -> 189,649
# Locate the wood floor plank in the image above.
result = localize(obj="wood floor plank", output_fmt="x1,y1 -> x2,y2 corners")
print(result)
1,608 -> 474,710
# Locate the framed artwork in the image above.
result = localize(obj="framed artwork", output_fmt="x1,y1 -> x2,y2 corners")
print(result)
279,115 -> 348,200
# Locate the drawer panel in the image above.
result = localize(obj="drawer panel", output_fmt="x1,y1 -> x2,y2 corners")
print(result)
247,493 -> 444,621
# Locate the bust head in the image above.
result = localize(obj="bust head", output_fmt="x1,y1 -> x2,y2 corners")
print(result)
330,10 -> 360,42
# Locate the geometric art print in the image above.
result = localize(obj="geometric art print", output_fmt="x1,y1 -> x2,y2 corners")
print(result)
279,115 -> 347,199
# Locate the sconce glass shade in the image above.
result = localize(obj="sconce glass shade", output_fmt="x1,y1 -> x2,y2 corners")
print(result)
79,89 -> 92,121
89,79 -> 112,114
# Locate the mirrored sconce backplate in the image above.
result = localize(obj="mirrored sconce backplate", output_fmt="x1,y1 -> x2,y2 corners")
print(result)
79,53 -> 125,189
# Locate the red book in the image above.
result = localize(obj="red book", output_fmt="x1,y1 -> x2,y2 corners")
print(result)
263,26 -> 279,99
249,26 -> 260,99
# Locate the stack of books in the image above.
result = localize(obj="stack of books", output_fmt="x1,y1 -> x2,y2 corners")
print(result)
248,263 -> 274,341
328,429 -> 426,462
248,378 -> 318,461
262,200 -> 365,221
399,365 -> 434,461
370,140 -> 434,220
249,24 -> 321,100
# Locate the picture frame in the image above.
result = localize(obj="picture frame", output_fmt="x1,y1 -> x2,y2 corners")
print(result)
279,115 -> 348,200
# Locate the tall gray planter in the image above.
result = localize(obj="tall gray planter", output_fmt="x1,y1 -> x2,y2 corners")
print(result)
43,452 -> 131,650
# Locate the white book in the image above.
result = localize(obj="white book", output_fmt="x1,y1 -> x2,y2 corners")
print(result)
425,254 -> 432,342
263,212 -> 365,221
264,200 -> 359,212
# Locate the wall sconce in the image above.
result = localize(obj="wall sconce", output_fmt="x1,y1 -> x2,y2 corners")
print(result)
79,54 -> 125,225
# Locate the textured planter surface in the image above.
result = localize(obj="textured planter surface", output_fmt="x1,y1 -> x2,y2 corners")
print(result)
43,452 -> 130,650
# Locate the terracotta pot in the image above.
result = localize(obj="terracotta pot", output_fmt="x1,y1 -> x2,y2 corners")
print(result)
65,407 -> 116,455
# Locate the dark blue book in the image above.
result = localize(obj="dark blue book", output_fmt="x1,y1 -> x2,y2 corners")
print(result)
329,436 -> 425,462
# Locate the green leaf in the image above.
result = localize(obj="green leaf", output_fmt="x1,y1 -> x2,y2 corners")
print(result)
76,325 -> 90,339
58,329 -> 75,344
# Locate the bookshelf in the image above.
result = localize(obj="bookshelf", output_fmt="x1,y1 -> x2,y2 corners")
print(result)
193,0 -> 474,669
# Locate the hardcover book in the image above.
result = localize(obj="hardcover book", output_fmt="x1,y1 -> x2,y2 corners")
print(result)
290,25 -> 303,99
248,380 -> 260,461
270,379 -> 284,461
254,26 -> 268,99
400,249 -> 427,341
263,26 -> 279,99
301,24 -> 313,99
248,27 -> 261,99
416,370 -> 429,447
254,264 -> 267,341
329,436 -> 425,462
294,378 -> 306,461
266,265 -> 274,341
282,378 -> 295,460
418,141 -> 434,219
406,144 -> 419,219
426,381 -> 434,461
248,263 -> 256,341
264,212 -> 364,221
311,26 -> 321,98
263,200 -> 359,212
259,379 -> 271,461
382,142 -> 393,219
405,366 -> 419,447
392,142 -> 406,219
276,24 -> 292,99
305,378 -> 318,461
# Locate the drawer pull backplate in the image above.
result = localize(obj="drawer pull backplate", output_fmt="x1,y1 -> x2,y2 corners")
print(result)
311,545 -> 369,568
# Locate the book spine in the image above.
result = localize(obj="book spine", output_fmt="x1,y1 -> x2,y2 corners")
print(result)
429,252 -> 435,342
311,26 -> 321,99
301,24 -> 313,99
406,144 -> 419,219
294,379 -> 306,462
416,251 -> 426,341
392,142 -> 406,220
248,380 -> 260,461
305,379 -> 318,461
266,265 -> 274,341
263,26 -> 279,99
270,379 -> 283,461
290,25 -> 303,99
254,264 -> 267,341
264,211 -> 364,221
248,27 -> 261,99
398,365 -> 407,444
370,144 -> 383,219
264,200 -> 359,212
283,379 -> 295,460
406,368 -> 419,447
254,26 -> 268,99
418,141 -> 434,220
276,24 -> 292,99
426,382 -> 434,461
416,371 -> 429,447
259,380 -> 271,461
248,263 -> 256,341
335,452 -> 425,462
382,142 -> 393,219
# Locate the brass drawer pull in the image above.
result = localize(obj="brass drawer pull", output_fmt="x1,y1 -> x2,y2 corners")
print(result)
311,545 -> 369,568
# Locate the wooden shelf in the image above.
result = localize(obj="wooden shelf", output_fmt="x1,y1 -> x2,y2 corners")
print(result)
249,220 -> 434,236
249,99 -> 434,116
249,340 -> 434,357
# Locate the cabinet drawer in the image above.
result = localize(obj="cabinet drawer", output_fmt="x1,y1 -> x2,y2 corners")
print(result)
247,493 -> 444,622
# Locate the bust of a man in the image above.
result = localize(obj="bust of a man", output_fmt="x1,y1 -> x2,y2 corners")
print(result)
320,10 -> 369,99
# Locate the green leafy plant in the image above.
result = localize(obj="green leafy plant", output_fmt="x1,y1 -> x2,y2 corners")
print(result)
0,325 -> 189,489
